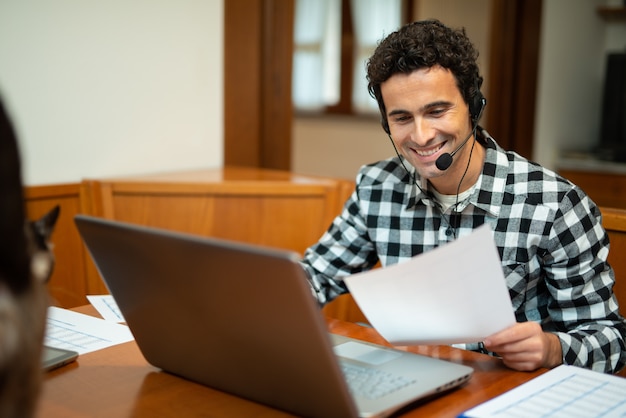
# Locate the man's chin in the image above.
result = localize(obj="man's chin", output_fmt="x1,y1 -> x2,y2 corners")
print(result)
410,163 -> 443,181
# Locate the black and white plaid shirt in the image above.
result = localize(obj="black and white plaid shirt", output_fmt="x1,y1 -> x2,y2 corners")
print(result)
301,136 -> 626,373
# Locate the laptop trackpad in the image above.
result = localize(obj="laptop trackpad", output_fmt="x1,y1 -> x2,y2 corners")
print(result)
334,342 -> 402,365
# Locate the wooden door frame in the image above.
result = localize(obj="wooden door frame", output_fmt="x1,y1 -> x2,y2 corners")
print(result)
223,0 -> 294,170
487,0 -> 542,159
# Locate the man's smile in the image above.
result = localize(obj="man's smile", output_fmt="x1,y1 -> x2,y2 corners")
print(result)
411,142 -> 445,157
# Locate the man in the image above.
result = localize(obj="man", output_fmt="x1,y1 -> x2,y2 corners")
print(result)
300,19 -> 626,373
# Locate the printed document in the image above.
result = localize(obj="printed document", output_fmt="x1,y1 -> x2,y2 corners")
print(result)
344,224 -> 515,345
45,306 -> 134,355
460,365 -> 626,417
87,294 -> 126,322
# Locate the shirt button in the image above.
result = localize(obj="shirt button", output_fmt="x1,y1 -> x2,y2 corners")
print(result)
446,228 -> 453,236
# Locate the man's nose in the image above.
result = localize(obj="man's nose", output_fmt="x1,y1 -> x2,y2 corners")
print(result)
411,118 -> 436,146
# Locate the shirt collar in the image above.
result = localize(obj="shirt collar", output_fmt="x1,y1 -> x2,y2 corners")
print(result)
466,137 -> 506,217
403,163 -> 438,210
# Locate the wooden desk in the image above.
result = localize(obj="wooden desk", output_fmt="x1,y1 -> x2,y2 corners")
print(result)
36,306 -> 545,417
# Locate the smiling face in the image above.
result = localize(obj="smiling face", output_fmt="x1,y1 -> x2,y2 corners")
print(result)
381,65 -> 484,194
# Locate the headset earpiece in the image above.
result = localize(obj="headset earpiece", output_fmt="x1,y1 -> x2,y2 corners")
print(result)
470,92 -> 486,125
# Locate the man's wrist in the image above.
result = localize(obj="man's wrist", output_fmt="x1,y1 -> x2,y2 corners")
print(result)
543,332 -> 564,369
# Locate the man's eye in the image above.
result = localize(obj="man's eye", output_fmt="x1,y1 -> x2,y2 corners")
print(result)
393,116 -> 410,123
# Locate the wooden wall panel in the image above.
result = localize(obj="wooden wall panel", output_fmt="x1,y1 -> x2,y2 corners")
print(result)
80,167 -> 356,299
106,192 -> 333,255
21,169 -> 367,322
559,170 -> 626,209
601,207 -> 626,315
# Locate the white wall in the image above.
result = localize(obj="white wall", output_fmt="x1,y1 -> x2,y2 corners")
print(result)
0,0 -> 223,186
293,116 -> 393,180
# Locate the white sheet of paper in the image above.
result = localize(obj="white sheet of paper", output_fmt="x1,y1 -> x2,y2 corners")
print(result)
45,306 -> 134,355
344,224 -> 515,345
459,365 -> 626,417
87,294 -> 125,322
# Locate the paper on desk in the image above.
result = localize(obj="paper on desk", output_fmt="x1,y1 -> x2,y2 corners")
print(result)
45,306 -> 134,355
459,365 -> 626,417
344,224 -> 515,345
87,294 -> 125,322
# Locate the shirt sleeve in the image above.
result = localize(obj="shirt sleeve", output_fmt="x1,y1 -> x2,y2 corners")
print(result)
299,186 -> 379,306
544,188 -> 626,373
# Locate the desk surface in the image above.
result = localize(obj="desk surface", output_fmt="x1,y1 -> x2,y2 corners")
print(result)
36,305 -> 546,417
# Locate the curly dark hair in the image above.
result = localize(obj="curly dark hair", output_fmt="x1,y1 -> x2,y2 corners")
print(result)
366,19 -> 483,129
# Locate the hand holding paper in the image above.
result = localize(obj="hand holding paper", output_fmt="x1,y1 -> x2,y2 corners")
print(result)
344,224 -> 515,345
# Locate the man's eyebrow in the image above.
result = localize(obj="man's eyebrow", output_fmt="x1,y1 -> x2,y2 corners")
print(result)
387,101 -> 454,118
426,100 -> 454,109
388,109 -> 410,118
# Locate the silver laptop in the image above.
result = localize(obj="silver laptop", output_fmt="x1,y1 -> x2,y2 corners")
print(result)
74,215 -> 473,418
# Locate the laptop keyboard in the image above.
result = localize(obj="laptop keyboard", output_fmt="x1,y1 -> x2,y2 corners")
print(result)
340,362 -> 416,400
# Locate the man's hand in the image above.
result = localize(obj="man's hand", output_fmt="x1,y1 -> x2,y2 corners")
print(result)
483,322 -> 563,371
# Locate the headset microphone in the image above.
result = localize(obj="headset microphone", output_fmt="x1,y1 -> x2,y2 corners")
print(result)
435,131 -> 473,171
